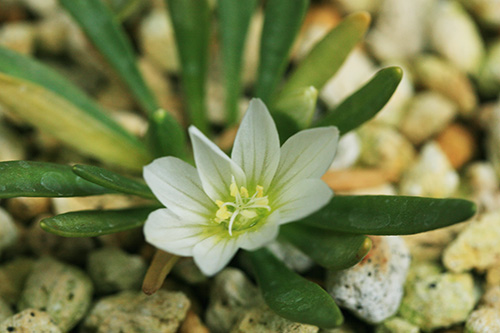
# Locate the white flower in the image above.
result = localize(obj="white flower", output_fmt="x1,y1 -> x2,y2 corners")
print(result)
143,99 -> 339,276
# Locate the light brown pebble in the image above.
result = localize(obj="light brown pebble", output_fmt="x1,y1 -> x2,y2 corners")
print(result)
179,310 -> 210,333
6,197 -> 51,222
437,123 -> 476,169
321,169 -> 392,192
0,309 -> 61,333
465,308 -> 500,333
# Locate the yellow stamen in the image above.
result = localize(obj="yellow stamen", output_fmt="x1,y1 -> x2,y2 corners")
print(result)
230,182 -> 238,197
256,185 -> 264,198
254,197 -> 269,206
215,205 -> 232,222
240,187 -> 249,198
215,200 -> 224,208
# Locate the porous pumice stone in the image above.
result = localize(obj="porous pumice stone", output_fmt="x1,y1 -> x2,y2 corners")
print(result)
82,290 -> 190,333
326,236 -> 410,324
0,309 -> 61,333
374,316 -> 419,333
466,308 -> 500,333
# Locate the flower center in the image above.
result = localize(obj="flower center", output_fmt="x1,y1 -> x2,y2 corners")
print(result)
214,176 -> 271,236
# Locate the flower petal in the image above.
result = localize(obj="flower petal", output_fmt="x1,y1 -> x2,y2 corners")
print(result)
192,234 -> 239,276
189,126 -> 247,201
273,178 -> 333,224
238,211 -> 281,251
270,127 -> 339,195
231,99 -> 280,190
144,157 -> 215,222
144,209 -> 208,257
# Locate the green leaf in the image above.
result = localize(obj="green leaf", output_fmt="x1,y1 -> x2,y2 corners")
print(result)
72,164 -> 155,200
167,0 -> 210,134
315,67 -> 403,135
40,206 -> 158,237
278,12 -> 370,99
254,0 -> 309,104
280,224 -> 371,270
0,161 -> 113,198
218,0 -> 258,124
247,248 -> 343,328
0,47 -> 151,170
300,195 -> 477,235
145,109 -> 187,160
60,0 -> 158,114
103,0 -> 142,21
272,86 -> 318,128
272,111 -> 302,144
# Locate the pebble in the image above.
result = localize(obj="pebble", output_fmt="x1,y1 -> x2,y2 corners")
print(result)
443,210 -> 500,273
487,100 -> 500,180
0,309 -> 61,333
0,298 -> 12,323
82,290 -> 190,332
331,0 -> 381,14
0,208 -> 18,255
109,109 -> 149,137
437,123 -> 476,170
482,286 -> 500,309
458,0 -> 500,28
322,169 -> 391,192
375,317 -> 419,333
87,247 -> 146,294
329,132 -> 361,170
179,310 -> 210,333
464,162 -> 500,212
18,257 -> 93,332
478,40 -> 500,97
399,270 -> 478,330
22,0 -> 59,17
465,308 -> 500,333
51,194 -> 139,215
206,268 -> 262,333
0,123 -> 25,162
172,258 -> 208,284
6,197 -> 50,222
399,141 -> 459,198
35,13 -> 71,54
399,91 -> 457,145
0,257 -> 34,306
0,22 -> 35,55
326,236 -> 410,324
267,240 -> 314,273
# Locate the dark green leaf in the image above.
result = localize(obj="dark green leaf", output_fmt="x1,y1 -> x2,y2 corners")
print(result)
315,67 -> 403,134
40,206 -> 158,237
167,0 -> 210,133
145,109 -> 188,160
72,164 -> 155,199
218,0 -> 258,124
254,0 -> 309,104
280,224 -> 371,270
60,0 -> 158,114
272,111 -> 301,144
300,195 -> 477,235
0,161 -> 112,198
247,248 -> 343,328
103,0 -> 142,21
278,12 -> 370,98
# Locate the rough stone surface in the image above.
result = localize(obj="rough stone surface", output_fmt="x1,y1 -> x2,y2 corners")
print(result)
399,141 -> 459,197
87,247 -> 146,294
172,258 -> 208,284
478,40 -> 500,96
0,257 -> 34,305
465,308 -> 500,333
231,306 -> 319,333
0,208 -> 18,254
375,317 -> 419,333
0,22 -> 35,55
267,240 -> 314,273
399,271 -> 478,330
0,122 -> 25,162
443,211 -> 500,272
487,100 -> 500,180
0,309 -> 61,333
6,197 -> 50,221
327,236 -> 410,324
329,132 -> 361,170
206,268 -> 262,333
82,290 -> 190,333
0,298 -> 12,323
18,257 -> 93,332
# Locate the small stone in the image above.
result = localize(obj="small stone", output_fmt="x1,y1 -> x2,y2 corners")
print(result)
172,258 -> 207,284
231,305 -> 319,333
109,109 -> 148,137
22,0 -> 59,17
6,197 -> 50,222
482,286 -> 500,309
18,257 -> 93,332
487,100 -> 500,180
0,22 -> 35,55
437,123 -> 476,170
51,194 -> 138,215
465,308 -> 500,333
0,208 -> 18,255
331,0 -> 381,14
458,0 -> 500,28
478,40 -> 500,97
0,258 -> 34,306
322,169 -> 391,192
329,132 -> 361,170
429,0 -> 485,74
0,309 -> 61,333
267,240 -> 314,273
375,317 -> 419,333
339,183 -> 396,196
35,13 -> 71,54
0,298 -> 13,323
179,310 -> 210,333
206,268 -> 261,333
413,55 -> 477,117
399,142 -> 459,198
96,81 -> 136,111
399,91 -> 457,145
443,210 -> 500,273
327,236 -> 411,324
87,247 -> 146,294
0,122 -> 25,162
82,290 -> 190,332
399,271 -> 478,330
486,267 -> 500,288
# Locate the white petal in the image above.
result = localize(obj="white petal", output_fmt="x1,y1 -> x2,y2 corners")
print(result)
192,235 -> 239,276
189,126 -> 247,201
238,211 -> 281,251
144,157 -> 215,223
273,178 -> 333,224
270,127 -> 339,195
144,209 -> 207,257
231,99 -> 280,190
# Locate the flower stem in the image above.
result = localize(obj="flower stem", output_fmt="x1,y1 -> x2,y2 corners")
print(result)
142,250 -> 179,295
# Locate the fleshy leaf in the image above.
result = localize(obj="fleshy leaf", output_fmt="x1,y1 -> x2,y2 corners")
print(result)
300,195 -> 477,235
0,48 -> 151,170
72,164 -> 155,200
254,0 -> 309,103
315,67 -> 403,135
40,206 -> 158,237
280,223 -> 371,270
247,248 -> 343,328
104,0 -> 142,21
0,161 -> 112,198
218,0 -> 258,124
278,12 -> 370,98
60,0 -> 158,114
273,86 -> 318,129
145,109 -> 188,159
167,0 -> 210,133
